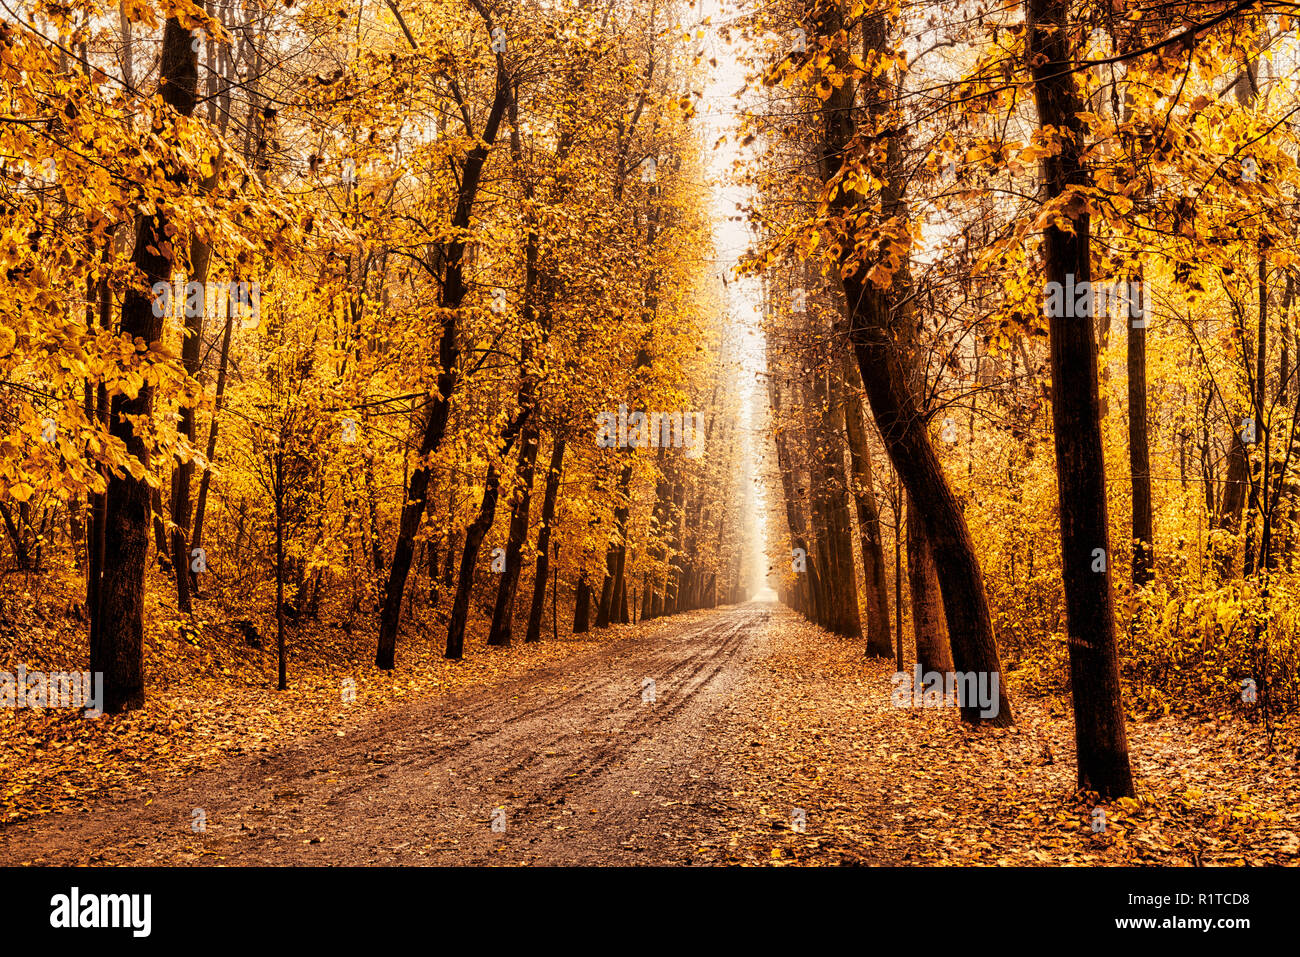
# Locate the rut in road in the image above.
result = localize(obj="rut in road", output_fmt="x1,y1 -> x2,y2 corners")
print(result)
0,603 -> 778,865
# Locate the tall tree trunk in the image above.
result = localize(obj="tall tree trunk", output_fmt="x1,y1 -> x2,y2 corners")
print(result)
770,379 -> 816,618
616,567 -> 631,623
1216,432 -> 1249,576
445,466 -> 504,660
428,535 -> 441,606
94,19 -> 197,713
375,41 -> 510,669
664,482 -> 688,615
488,82 -> 558,647
1244,253 -> 1268,577
274,446 -> 287,690
443,528 -> 459,591
893,484 -> 903,672
86,236 -> 114,655
1265,274 -> 1294,571
1127,272 -> 1154,586
1027,0 -> 1134,796
799,380 -> 837,632
169,153 -> 223,615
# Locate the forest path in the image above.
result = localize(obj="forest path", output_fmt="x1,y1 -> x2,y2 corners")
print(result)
0,602 -> 808,865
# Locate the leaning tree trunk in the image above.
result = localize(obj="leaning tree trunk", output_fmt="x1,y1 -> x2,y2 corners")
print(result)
816,2 -> 1011,724
445,464 -> 505,660
1027,0 -> 1134,796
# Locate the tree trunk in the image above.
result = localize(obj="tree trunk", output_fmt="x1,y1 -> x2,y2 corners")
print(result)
151,482 -> 170,569
375,48 -> 511,669
842,353 -> 892,655
770,380 -> 816,618
907,499 -> 953,674
364,455 -> 385,576
428,533 -> 441,607
487,421 -> 539,646
444,412 -> 528,659
816,3 -> 1011,724
192,310 -> 235,555
821,366 -> 863,639
445,464 -> 505,660
1127,271 -> 1154,586
169,152 -> 223,615
893,485 -> 904,672
573,572 -> 591,633
94,19 -> 197,713
86,252 -> 112,658
596,463 -> 633,628
274,447 -> 287,690
1244,253 -> 1268,577
524,438 -> 565,643
1027,0 -> 1134,796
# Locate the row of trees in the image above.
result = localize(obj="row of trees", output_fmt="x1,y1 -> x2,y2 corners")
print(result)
0,3 -> 758,710
746,0 -> 1300,798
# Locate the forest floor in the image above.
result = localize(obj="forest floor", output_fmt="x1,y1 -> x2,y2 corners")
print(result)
2,597 -> 1299,865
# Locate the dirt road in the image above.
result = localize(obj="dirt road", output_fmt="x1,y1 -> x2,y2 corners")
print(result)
1,603 -> 781,865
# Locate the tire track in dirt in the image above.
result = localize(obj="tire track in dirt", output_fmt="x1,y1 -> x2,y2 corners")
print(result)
0,603 -> 774,865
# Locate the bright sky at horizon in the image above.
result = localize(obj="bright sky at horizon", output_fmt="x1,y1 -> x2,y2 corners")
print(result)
696,0 -> 770,597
